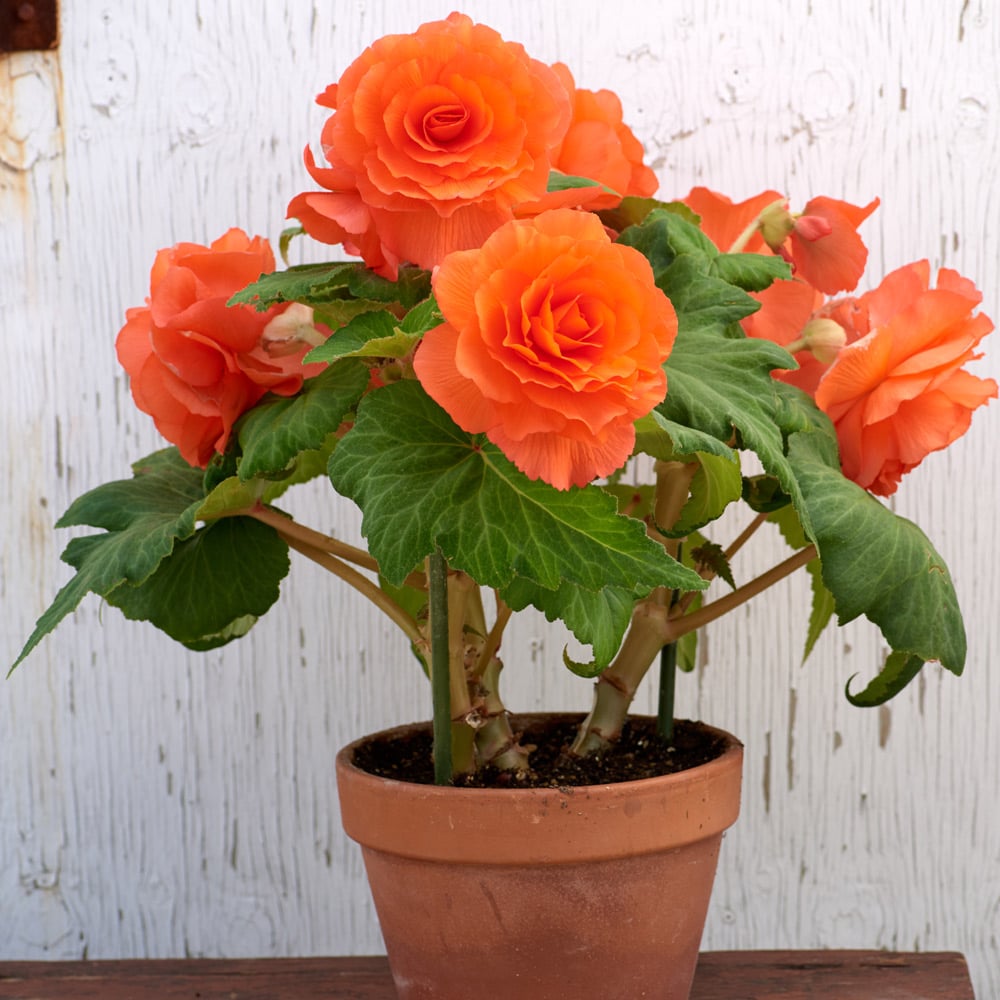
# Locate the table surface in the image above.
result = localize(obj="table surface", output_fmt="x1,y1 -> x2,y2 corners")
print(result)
0,951 -> 975,999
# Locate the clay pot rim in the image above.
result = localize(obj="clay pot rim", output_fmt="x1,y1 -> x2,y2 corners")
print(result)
337,712 -> 741,798
336,713 -> 744,864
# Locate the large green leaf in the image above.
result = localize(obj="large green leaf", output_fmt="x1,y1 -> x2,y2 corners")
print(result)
786,431 -> 965,675
10,448 -> 292,670
237,359 -> 370,481
11,450 -> 207,669
327,380 -> 706,617
103,516 -> 289,649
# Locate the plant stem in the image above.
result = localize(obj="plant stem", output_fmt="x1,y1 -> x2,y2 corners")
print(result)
665,544 -> 817,643
656,540 -> 682,742
473,596 -> 512,682
475,656 -> 532,773
674,510 -> 770,617
657,639 -> 678,742
445,570 -> 477,776
428,551 -> 452,786
570,598 -> 673,756
248,505 -> 425,588
725,511 -> 769,561
281,536 -> 422,646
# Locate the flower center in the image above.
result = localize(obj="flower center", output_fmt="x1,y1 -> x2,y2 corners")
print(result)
424,104 -> 469,145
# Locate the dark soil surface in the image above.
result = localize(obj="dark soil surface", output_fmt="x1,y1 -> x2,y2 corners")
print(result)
350,715 -> 731,788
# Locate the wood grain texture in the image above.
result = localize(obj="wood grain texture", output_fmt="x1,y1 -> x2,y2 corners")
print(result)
1,2 -> 998,999
0,952 -> 976,999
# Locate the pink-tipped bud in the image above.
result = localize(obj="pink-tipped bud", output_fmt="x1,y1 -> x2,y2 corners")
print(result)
793,214 -> 834,242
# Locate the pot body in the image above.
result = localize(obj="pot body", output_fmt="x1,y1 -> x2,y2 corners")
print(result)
336,715 -> 743,1000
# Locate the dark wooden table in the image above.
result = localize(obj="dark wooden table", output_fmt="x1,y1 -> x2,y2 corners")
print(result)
0,951 -> 975,998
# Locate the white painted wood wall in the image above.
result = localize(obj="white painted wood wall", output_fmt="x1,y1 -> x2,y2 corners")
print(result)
2,1 -> 998,994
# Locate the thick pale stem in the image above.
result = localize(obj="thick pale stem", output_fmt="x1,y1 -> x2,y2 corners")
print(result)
474,656 -> 532,774
445,571 -> 477,776
570,599 -> 673,757
473,597 -> 512,682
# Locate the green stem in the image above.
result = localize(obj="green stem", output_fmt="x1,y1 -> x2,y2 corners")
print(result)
656,540 -> 682,742
428,551 -> 452,786
248,505 -> 425,588
665,544 -> 817,643
657,641 -> 677,742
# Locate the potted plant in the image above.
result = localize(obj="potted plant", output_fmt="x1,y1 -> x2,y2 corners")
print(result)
10,11 -> 994,1000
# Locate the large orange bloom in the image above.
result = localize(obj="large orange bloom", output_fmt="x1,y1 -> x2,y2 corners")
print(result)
814,261 -> 996,496
287,13 -> 571,278
116,229 -> 326,468
414,209 -> 677,490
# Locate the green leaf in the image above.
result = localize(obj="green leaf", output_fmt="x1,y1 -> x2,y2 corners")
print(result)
502,575 -> 638,672
803,559 -> 836,661
744,474 -> 791,513
601,198 -> 698,234
327,381 -> 706,652
635,410 -> 738,463
345,265 -> 431,308
546,170 -> 616,196
104,516 -> 289,649
399,295 -> 443,335
10,450 -> 208,670
229,261 -> 431,311
237,359 -> 370,480
713,252 -> 792,291
278,225 -> 305,265
845,652 -> 926,707
787,431 -> 966,677
690,541 -> 735,590
229,262 -> 361,310
311,298 -> 388,329
670,452 -> 742,536
305,311 -> 420,365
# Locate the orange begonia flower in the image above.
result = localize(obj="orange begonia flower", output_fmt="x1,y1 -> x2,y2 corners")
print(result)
287,13 -> 571,278
542,62 -> 658,211
814,260 -> 996,496
781,195 -> 880,295
116,229 -> 327,468
414,209 -> 678,490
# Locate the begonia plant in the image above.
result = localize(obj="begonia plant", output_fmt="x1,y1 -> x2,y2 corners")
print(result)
12,12 -> 995,784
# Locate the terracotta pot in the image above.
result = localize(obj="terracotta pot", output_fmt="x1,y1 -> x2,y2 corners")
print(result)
336,714 -> 743,1000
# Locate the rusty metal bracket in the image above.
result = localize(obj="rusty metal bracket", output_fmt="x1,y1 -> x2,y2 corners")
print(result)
0,0 -> 57,53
